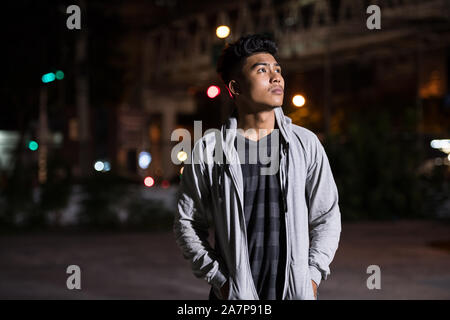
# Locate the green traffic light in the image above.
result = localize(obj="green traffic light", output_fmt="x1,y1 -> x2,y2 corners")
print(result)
28,140 -> 39,151
42,73 -> 55,83
55,70 -> 64,80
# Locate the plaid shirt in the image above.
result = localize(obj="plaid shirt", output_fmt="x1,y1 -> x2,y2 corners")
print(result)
235,130 -> 286,300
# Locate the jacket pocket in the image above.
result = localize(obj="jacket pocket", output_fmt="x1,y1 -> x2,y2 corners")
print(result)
307,268 -> 317,300
287,264 -> 315,300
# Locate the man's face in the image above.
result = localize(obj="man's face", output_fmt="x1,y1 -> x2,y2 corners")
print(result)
235,52 -> 285,111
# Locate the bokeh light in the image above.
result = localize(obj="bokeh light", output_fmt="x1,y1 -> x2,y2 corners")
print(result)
207,85 -> 220,99
144,176 -> 155,187
216,25 -> 230,39
292,94 -> 306,107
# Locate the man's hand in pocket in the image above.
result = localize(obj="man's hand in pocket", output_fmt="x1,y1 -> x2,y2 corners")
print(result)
312,280 -> 318,299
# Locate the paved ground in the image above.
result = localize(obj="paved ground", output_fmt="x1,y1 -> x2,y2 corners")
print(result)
0,220 -> 449,300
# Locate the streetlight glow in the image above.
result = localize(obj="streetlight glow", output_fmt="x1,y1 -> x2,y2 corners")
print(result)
292,94 -> 306,107
177,151 -> 188,162
216,25 -> 230,39
139,151 -> 152,169
94,161 -> 104,172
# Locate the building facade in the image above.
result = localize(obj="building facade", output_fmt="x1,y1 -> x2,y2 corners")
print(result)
116,0 -> 450,181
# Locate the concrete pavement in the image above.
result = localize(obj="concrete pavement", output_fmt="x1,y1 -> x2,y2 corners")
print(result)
0,220 -> 449,299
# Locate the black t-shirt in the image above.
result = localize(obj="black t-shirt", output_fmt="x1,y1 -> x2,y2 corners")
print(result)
234,129 -> 286,300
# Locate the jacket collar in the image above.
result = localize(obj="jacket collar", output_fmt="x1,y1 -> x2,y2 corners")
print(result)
222,106 -> 291,141
220,106 -> 291,163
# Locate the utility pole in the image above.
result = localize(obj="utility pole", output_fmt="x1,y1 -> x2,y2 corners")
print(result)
75,0 -> 91,178
38,86 -> 48,184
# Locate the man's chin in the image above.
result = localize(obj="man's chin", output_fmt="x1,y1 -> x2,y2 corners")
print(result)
261,105 -> 279,111
264,103 -> 280,110
247,103 -> 281,113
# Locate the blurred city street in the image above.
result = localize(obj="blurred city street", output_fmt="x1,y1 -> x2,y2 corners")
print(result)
2,0 -> 450,302
1,220 -> 449,300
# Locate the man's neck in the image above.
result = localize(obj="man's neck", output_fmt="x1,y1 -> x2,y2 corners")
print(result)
236,107 -> 276,141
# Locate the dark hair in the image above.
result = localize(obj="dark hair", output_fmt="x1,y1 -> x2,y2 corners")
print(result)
216,34 -> 278,88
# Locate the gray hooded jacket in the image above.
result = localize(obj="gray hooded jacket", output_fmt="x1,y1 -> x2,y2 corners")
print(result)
174,106 -> 341,300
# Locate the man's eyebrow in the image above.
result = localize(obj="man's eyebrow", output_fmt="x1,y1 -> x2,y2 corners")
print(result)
250,62 -> 281,70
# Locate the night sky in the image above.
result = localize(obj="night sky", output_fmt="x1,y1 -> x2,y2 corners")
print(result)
2,0 -> 225,130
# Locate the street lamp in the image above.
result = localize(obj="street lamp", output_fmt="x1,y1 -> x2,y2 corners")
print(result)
177,151 -> 188,162
139,151 -> 152,169
292,94 -> 306,107
38,69 -> 65,183
216,25 -> 230,39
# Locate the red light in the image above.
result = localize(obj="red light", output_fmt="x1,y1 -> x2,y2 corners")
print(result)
161,180 -> 170,189
207,85 -> 220,99
144,176 -> 155,187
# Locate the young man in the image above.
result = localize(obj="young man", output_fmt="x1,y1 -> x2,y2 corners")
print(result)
174,34 -> 341,300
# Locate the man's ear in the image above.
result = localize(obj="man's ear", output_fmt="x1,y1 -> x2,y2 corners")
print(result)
228,80 -> 241,96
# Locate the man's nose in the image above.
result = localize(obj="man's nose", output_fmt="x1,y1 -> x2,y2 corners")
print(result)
271,73 -> 282,83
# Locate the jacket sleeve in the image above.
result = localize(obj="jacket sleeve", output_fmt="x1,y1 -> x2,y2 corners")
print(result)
305,135 -> 341,287
173,143 -> 228,290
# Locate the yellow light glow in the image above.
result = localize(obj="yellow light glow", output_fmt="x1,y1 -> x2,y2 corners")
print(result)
216,25 -> 230,39
292,95 -> 305,107
177,151 -> 188,162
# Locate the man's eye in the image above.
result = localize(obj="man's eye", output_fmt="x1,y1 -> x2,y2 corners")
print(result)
276,69 -> 281,73
257,68 -> 266,73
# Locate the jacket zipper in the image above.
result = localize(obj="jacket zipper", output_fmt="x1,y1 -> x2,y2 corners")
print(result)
280,142 -> 291,300
224,163 -> 260,299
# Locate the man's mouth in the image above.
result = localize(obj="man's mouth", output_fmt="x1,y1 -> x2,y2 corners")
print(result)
270,87 -> 283,95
